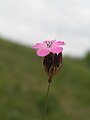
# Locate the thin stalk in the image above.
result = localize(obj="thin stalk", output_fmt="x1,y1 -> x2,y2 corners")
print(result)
43,78 -> 52,120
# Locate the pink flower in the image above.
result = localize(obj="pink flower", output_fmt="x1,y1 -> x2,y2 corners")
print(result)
32,40 -> 65,57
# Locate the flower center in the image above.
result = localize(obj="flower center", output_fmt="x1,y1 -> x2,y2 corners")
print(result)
45,41 -> 53,48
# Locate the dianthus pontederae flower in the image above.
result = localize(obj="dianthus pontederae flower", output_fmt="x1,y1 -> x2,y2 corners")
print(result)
32,40 -> 65,57
32,40 -> 65,79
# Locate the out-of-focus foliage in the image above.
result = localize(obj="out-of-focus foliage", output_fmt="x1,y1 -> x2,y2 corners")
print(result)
0,37 -> 90,120
84,51 -> 90,68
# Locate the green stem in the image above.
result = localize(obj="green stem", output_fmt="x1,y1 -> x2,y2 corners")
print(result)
43,77 -> 52,120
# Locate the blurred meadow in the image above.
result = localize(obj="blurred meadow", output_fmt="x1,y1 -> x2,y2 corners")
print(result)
0,37 -> 90,120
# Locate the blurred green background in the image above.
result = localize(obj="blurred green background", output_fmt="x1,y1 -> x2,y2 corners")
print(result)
0,37 -> 90,120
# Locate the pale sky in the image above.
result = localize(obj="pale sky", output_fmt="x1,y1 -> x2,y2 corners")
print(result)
0,0 -> 90,57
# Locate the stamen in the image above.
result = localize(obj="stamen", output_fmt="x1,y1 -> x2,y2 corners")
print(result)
45,41 -> 53,48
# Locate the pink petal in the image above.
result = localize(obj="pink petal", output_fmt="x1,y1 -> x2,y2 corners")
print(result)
53,41 -> 65,46
50,47 -> 63,54
36,48 -> 50,57
32,43 -> 43,49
